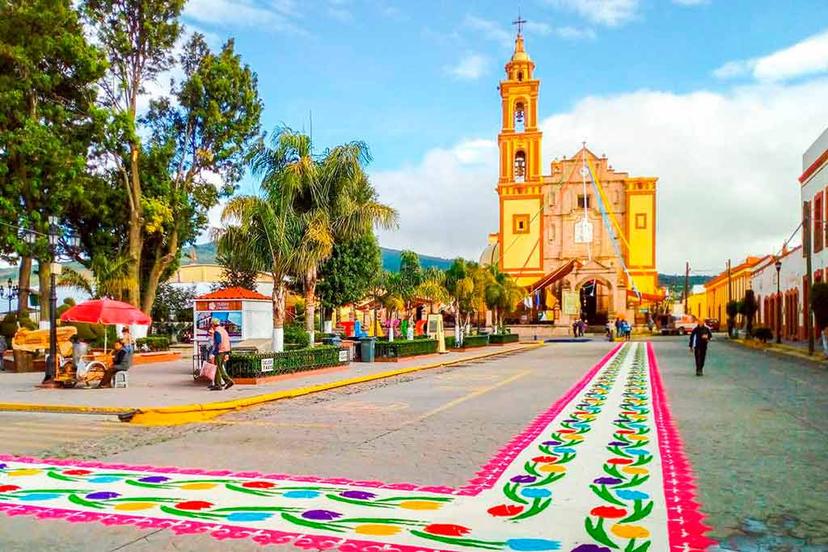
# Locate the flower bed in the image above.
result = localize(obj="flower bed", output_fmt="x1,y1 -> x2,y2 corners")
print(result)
489,333 -> 519,344
227,346 -> 346,378
374,339 -> 437,360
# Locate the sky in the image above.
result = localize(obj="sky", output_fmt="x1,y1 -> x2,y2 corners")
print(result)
182,0 -> 828,274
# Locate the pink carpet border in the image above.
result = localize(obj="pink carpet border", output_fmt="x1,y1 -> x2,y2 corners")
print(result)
647,342 -> 716,552
0,343 -> 625,551
0,343 -> 623,497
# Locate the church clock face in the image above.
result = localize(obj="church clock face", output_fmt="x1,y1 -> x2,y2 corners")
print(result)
575,216 -> 594,243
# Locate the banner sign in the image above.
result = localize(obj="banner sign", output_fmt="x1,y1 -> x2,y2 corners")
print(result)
563,291 -> 579,315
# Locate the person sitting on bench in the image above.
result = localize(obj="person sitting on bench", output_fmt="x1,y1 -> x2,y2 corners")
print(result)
98,339 -> 130,388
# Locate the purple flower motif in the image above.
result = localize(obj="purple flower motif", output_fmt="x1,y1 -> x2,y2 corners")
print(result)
85,492 -> 120,500
510,475 -> 537,484
340,490 -> 376,500
570,545 -> 611,552
608,441 -> 628,447
301,509 -> 342,521
593,477 -> 622,485
137,476 -> 170,483
542,440 -> 562,446
0,464 -> 6,469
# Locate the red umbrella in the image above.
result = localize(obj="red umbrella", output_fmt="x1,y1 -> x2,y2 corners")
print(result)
60,299 -> 152,326
60,299 -> 151,352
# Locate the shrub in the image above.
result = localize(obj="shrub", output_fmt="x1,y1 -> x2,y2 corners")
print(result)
375,339 -> 437,359
753,326 -> 773,343
136,336 -> 170,351
489,333 -> 519,344
444,335 -> 456,349
227,346 -> 345,378
460,335 -> 489,348
1,313 -> 37,341
284,323 -> 310,349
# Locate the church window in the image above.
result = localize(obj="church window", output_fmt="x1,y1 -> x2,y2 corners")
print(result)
635,213 -> 647,229
514,101 -> 525,131
518,71 -> 524,81
514,151 -> 526,182
513,214 -> 530,234
577,194 -> 591,209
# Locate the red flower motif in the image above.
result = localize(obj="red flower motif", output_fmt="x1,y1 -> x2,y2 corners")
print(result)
487,504 -> 524,517
423,524 -> 471,537
590,506 -> 628,518
241,481 -> 275,489
0,485 -> 20,492
532,455 -> 558,463
607,458 -> 633,465
615,430 -> 635,435
63,469 -> 92,476
175,501 -> 213,511
558,428 -> 576,434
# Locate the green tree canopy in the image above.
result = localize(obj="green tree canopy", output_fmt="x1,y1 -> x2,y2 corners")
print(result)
317,234 -> 382,311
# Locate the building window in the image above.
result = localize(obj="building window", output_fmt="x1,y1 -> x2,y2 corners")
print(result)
514,151 -> 526,183
577,195 -> 591,209
815,192 -> 824,252
514,101 -> 525,132
635,213 -> 647,229
513,214 -> 530,234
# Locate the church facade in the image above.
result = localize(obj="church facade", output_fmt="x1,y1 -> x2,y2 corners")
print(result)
480,30 -> 660,325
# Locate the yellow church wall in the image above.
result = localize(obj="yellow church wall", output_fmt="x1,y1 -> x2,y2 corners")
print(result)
626,193 -> 655,268
501,196 -> 543,274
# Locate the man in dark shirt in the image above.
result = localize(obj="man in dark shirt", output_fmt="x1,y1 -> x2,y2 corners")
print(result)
99,339 -> 130,388
689,320 -> 713,376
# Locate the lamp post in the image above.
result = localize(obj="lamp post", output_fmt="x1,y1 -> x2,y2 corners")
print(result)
775,257 -> 782,344
0,278 -> 19,313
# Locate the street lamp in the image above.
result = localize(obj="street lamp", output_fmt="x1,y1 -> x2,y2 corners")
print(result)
0,278 -> 19,313
775,257 -> 782,344
42,219 -> 80,385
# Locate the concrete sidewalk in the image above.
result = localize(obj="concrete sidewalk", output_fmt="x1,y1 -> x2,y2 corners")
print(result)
0,342 -> 538,422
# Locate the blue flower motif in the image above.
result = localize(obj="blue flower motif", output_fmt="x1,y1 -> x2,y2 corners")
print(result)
19,493 -> 61,501
283,490 -> 320,499
521,488 -> 552,498
553,447 -> 575,454
226,512 -> 273,521
506,538 -> 561,550
626,449 -> 650,456
88,476 -> 122,483
616,490 -> 650,501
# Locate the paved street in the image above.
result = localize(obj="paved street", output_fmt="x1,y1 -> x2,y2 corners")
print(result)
0,339 -> 825,551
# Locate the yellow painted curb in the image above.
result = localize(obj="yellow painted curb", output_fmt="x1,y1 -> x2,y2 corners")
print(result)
129,342 -> 543,425
0,403 -> 134,416
732,338 -> 827,363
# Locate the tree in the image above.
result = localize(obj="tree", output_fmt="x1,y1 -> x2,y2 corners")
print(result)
215,247 -> 260,291
84,2 -> 262,313
317,234 -> 382,315
485,266 -> 524,333
444,259 -> 477,344
151,282 -> 196,325
58,254 -> 131,299
742,289 -> 758,337
249,128 -> 397,345
0,0 -> 106,318
726,300 -> 739,337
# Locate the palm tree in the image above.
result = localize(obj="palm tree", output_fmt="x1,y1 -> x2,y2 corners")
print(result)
58,254 -> 131,299
484,266 -> 524,333
444,259 -> 476,345
217,194 -> 300,352
251,127 -> 397,346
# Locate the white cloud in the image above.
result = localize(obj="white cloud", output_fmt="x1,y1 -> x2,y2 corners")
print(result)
464,15 -> 513,48
447,53 -> 489,80
526,21 -> 596,40
372,78 -> 828,273
715,29 -> 828,82
184,0 -> 303,33
544,0 -> 640,27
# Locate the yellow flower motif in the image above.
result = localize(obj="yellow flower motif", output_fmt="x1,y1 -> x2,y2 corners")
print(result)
622,466 -> 649,475
114,502 -> 156,511
566,434 -> 584,441
355,524 -> 401,536
180,483 -> 217,490
398,500 -> 443,510
7,469 -> 41,477
539,464 -> 567,473
627,434 -> 648,441
611,524 -> 651,539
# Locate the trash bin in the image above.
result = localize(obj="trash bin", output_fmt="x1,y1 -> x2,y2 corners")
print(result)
322,335 -> 342,347
359,337 -> 376,362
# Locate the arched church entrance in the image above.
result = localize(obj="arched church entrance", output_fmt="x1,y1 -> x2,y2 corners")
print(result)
579,279 -> 611,325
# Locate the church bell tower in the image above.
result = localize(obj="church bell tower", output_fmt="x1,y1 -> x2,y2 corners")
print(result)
497,21 -> 545,285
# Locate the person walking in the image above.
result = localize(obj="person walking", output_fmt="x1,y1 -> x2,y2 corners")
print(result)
209,319 -> 234,391
689,319 -> 713,376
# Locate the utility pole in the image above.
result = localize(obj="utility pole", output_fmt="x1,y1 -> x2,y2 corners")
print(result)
804,200 -> 814,354
684,261 -> 690,315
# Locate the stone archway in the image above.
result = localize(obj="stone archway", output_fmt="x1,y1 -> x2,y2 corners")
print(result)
576,277 -> 613,325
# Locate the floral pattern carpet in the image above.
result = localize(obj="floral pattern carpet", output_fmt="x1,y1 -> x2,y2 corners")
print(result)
0,342 -> 714,551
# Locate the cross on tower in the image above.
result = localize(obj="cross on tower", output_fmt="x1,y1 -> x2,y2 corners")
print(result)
512,14 -> 527,35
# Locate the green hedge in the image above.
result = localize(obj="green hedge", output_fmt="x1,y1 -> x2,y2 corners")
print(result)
375,339 -> 437,359
489,333 -> 519,344
460,335 -> 489,348
136,336 -> 170,351
227,345 -> 346,378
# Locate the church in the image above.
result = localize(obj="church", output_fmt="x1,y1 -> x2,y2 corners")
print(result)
480,26 -> 661,326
